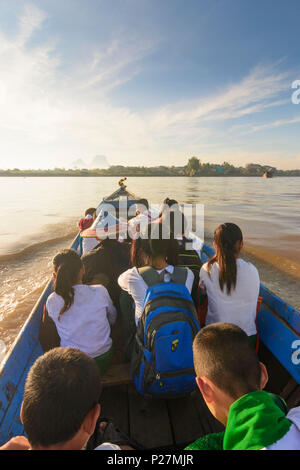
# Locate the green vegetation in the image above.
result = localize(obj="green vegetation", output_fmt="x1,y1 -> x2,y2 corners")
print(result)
0,158 -> 299,177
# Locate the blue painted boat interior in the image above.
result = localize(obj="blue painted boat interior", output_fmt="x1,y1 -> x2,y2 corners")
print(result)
0,213 -> 299,445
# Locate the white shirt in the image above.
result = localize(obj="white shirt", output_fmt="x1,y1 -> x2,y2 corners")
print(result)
46,284 -> 117,358
266,407 -> 300,450
82,237 -> 99,254
94,443 -> 121,450
200,258 -> 260,336
118,265 -> 194,325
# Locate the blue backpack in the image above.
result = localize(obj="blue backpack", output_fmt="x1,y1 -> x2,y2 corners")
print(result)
131,266 -> 200,398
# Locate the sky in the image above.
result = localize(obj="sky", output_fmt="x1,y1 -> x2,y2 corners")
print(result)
0,0 -> 300,170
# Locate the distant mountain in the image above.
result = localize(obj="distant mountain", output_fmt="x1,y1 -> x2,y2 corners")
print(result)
71,155 -> 109,169
90,155 -> 109,169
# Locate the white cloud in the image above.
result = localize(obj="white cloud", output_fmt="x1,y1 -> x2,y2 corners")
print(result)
76,38 -> 154,93
147,64 -> 291,128
0,4 -> 157,167
249,116 -> 300,133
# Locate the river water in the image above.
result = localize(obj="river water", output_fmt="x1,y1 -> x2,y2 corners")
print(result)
0,176 -> 299,356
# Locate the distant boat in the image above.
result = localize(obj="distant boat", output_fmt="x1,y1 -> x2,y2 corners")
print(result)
263,171 -> 273,178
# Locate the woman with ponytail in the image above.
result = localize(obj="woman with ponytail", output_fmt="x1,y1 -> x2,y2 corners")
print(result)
46,249 -> 117,373
200,223 -> 260,340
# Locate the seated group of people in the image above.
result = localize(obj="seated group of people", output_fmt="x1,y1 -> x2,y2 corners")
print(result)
45,197 -> 260,372
2,198 -> 299,450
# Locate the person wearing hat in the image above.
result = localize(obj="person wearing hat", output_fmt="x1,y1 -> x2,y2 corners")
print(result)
128,199 -> 153,239
81,215 -> 131,310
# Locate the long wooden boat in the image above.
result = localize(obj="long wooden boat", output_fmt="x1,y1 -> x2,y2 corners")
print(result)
0,183 -> 299,449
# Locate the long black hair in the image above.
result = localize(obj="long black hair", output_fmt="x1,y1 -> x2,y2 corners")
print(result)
52,249 -> 83,320
207,223 -> 243,294
130,222 -> 179,267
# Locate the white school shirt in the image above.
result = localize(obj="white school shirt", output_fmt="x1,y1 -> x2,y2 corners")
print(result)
46,284 -> 117,358
266,407 -> 300,450
128,210 -> 152,236
200,259 -> 260,336
118,265 -> 194,325
94,443 -> 121,450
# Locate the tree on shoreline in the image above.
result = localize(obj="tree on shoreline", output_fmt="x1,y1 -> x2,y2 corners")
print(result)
186,157 -> 201,176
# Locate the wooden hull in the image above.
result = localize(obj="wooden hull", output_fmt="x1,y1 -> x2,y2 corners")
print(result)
0,191 -> 299,447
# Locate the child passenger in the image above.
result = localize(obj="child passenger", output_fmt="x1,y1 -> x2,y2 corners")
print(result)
118,223 -> 194,358
0,348 -> 132,450
186,323 -> 300,450
118,222 -> 194,325
200,223 -> 260,342
128,199 -> 152,237
159,198 -> 202,302
46,249 -> 117,373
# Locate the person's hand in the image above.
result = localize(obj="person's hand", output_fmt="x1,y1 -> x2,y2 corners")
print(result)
0,436 -> 30,450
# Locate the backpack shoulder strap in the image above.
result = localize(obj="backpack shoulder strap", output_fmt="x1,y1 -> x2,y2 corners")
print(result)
171,266 -> 188,285
138,266 -> 188,286
138,266 -> 161,287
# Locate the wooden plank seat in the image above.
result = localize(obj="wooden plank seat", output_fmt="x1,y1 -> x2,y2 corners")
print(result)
101,362 -> 132,387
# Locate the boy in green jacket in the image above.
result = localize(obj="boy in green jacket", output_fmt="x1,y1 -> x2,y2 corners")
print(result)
186,323 -> 300,450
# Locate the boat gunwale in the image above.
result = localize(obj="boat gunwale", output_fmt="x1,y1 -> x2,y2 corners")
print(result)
0,192 -> 300,445
1,230 -> 299,377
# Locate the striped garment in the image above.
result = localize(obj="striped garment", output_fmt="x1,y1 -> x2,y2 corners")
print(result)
176,238 -> 202,303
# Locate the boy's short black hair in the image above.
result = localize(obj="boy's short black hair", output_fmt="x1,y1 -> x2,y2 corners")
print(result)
85,207 -> 97,216
193,323 -> 261,399
22,347 -> 102,448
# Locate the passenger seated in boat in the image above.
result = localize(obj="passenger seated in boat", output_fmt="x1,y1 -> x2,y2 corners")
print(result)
200,223 -> 260,343
186,323 -> 300,450
160,198 -> 202,302
78,207 -> 98,255
81,236 -> 131,308
46,249 -> 117,374
0,347 -> 132,450
128,198 -> 152,237
118,222 -> 194,358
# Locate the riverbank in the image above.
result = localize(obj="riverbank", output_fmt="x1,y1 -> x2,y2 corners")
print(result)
1,172 -> 300,177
